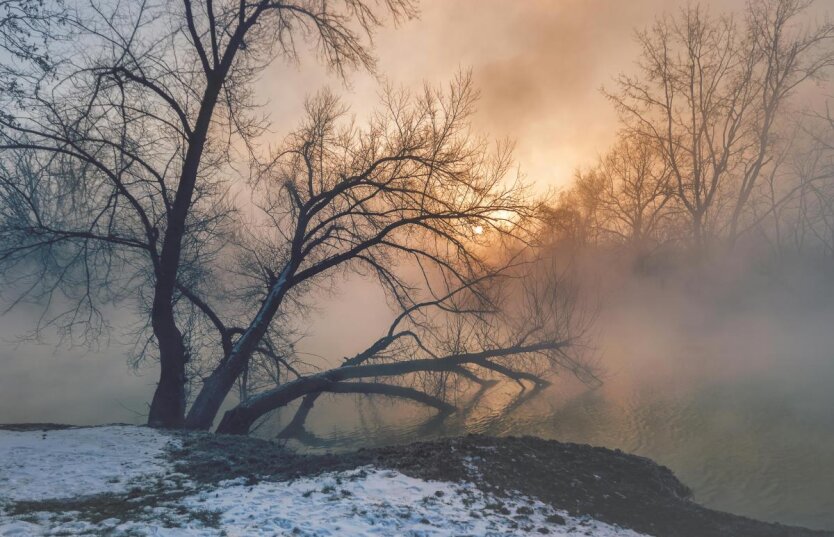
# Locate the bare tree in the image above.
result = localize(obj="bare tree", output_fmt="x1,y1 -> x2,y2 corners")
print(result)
186,80 -> 596,432
539,134 -> 674,254
215,247 -> 594,435
779,119 -> 834,258
607,0 -> 834,250
708,116 -> 834,260
728,0 -> 834,242
0,0 -> 416,428
0,0 -> 63,67
0,2 -> 593,433
540,168 -> 609,248
607,6 -> 745,248
595,133 -> 675,248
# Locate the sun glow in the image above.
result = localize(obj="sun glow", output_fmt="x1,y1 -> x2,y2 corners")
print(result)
472,225 -> 484,235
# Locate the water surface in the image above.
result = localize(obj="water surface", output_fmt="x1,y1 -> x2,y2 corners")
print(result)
261,283 -> 834,531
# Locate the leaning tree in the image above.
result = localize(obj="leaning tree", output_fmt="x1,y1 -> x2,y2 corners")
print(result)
203,85 -> 597,434
0,0 -> 416,428
0,0 -> 594,433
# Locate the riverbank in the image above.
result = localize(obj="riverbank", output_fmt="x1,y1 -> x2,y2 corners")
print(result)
0,425 -> 829,536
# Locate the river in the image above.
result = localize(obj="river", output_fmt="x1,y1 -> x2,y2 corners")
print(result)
261,272 -> 834,531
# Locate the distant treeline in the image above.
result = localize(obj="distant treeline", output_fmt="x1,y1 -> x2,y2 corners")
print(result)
544,1 -> 834,265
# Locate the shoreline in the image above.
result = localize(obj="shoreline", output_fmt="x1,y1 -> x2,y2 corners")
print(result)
172,431 -> 833,537
1,424 -> 831,536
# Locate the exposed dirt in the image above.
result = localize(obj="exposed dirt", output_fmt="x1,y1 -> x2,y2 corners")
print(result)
361,435 -> 831,537
0,423 -> 80,432
3,427 -> 829,536
170,432 -> 833,537
168,431 -> 363,484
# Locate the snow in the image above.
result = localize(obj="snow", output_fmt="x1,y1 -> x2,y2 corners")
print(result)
178,467 -> 650,537
0,426 -> 650,536
0,426 -> 177,502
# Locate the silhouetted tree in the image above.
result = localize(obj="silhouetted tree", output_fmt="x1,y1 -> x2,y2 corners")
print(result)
0,2 -> 594,433
192,81 -> 595,432
0,0 -> 417,428
0,0 -> 63,67
596,134 -> 675,248
607,0 -> 834,250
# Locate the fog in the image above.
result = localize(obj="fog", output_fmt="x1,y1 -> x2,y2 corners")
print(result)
5,0 -> 831,422
258,253 -> 834,530
2,0 -> 834,531
253,0 -> 766,191
0,0 -> 667,423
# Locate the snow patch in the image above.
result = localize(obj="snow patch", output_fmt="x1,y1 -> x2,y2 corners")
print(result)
0,426 -> 649,536
177,466 -> 649,536
0,426 -> 177,502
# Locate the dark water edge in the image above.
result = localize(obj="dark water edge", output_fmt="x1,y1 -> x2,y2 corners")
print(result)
251,272 -> 834,532
254,365 -> 834,532
2,423 -> 830,535
170,431 -> 832,537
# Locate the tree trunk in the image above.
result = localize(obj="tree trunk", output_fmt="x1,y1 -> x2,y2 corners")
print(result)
185,266 -> 293,430
217,375 -> 334,434
146,78 -> 225,428
147,316 -> 187,428
183,365 -> 237,430
146,240 -> 192,428
214,343 -> 560,434
692,211 -> 705,252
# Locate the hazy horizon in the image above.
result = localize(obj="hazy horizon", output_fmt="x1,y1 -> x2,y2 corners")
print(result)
2,0 -> 834,530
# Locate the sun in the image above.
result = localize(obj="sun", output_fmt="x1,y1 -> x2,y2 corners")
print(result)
472,225 -> 484,235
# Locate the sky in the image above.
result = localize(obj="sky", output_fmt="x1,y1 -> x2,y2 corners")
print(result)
4,2 -> 834,529
1,0 -> 830,424
256,0 -> 761,193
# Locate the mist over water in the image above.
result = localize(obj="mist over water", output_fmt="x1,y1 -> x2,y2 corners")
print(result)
0,303 -> 154,426
2,0 -> 834,532
255,253 -> 834,531
2,251 -> 833,529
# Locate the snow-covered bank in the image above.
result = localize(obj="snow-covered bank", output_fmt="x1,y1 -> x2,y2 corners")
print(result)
176,467 -> 647,536
0,426 -> 647,536
2,426 -> 829,537
0,426 -> 176,502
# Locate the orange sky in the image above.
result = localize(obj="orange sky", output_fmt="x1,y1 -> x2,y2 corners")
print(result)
255,0 -> 782,193
3,0 -> 834,436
